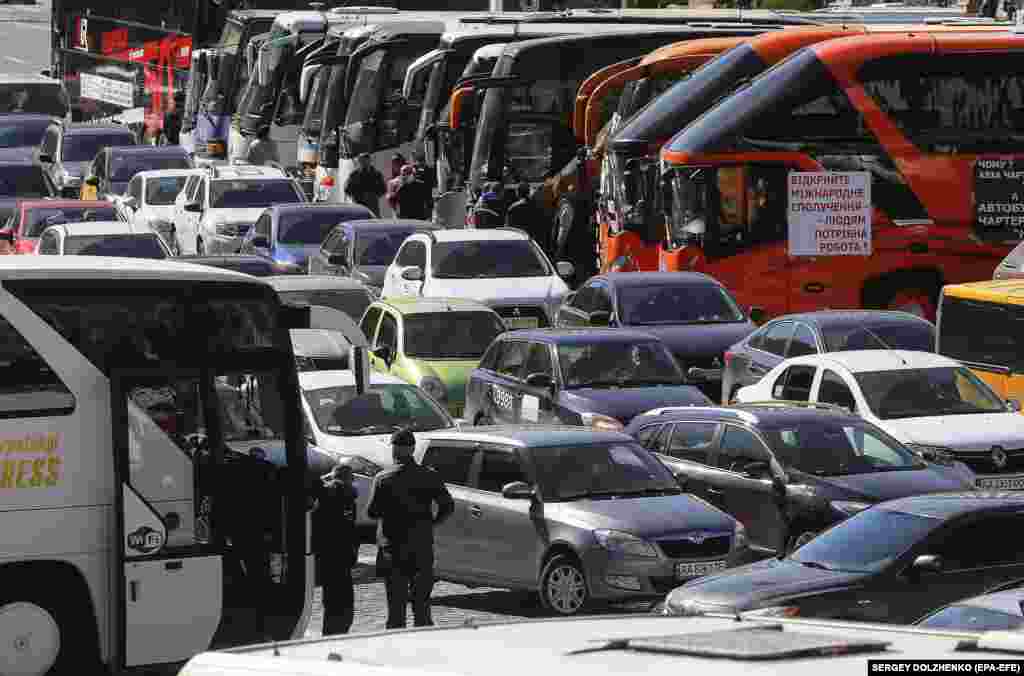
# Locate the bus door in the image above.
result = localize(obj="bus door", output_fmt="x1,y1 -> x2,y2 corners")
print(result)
112,366 -> 307,667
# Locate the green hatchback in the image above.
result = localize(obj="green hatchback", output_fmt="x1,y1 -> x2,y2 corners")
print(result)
359,297 -> 508,419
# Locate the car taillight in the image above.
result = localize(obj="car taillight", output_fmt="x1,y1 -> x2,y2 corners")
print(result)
320,175 -> 335,187
724,351 -> 735,367
16,239 -> 34,254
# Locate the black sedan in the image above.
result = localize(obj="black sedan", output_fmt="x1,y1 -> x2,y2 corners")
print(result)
663,492 -> 1024,624
626,404 -> 976,558
464,328 -> 712,431
0,160 -> 56,198
555,273 -> 756,400
720,310 -> 935,404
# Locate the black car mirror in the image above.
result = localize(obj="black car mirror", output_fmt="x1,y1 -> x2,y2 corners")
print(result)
373,345 -> 392,366
38,153 -> 53,164
524,372 -> 552,389
589,310 -> 612,327
743,460 -> 771,479
502,481 -> 535,500
1008,398 -> 1021,413
748,306 -> 766,325
911,554 -> 943,575
327,253 -> 347,267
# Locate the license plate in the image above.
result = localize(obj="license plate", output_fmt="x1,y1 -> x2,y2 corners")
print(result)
676,560 -> 727,579
505,317 -> 539,330
977,475 -> 1024,490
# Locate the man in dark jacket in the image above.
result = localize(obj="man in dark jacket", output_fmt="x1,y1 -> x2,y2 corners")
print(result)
345,152 -> 386,216
506,182 -> 547,248
313,461 -> 360,635
395,166 -> 432,220
162,94 -> 184,145
368,428 -> 454,629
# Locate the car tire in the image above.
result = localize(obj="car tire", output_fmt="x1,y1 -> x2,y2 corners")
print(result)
0,586 -> 95,676
539,553 -> 589,616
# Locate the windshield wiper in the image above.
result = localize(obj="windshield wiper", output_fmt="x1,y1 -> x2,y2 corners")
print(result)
558,489 -> 628,501
796,560 -> 833,571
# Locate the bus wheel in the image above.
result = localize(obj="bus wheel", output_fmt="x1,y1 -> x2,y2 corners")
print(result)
0,598 -> 62,671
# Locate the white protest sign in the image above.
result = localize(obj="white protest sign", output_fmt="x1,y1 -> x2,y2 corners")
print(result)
788,171 -> 871,256
80,72 -> 134,109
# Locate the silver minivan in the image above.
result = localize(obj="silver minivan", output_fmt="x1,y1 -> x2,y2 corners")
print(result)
417,425 -> 748,615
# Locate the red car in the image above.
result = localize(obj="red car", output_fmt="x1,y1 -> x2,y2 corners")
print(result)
8,199 -> 122,253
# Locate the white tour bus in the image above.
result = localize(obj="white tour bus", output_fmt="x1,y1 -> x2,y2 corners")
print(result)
0,257 -> 312,675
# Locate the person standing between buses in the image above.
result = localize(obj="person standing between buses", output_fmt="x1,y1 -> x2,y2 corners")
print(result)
313,461 -> 360,635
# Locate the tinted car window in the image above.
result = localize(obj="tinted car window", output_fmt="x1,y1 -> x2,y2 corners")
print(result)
477,449 -> 527,493
355,229 -> 415,266
918,605 -> 1024,632
110,155 -> 190,182
396,240 -> 426,268
787,324 -> 817,357
496,340 -> 528,378
775,365 -> 815,401
635,423 -> 665,449
717,425 -> 769,470
25,206 -> 118,236
209,179 -> 303,208
618,283 -> 743,325
760,422 -> 922,476
61,133 -> 135,162
0,313 -> 75,416
0,84 -> 68,116
377,312 -> 398,352
63,234 -> 167,258
760,321 -> 793,356
824,321 -> 935,353
360,306 -> 382,343
530,442 -> 679,501
404,312 -> 505,359
938,297 -> 1023,370
925,516 -> 1024,568
0,119 -> 51,148
422,444 -> 476,486
0,165 -> 51,198
432,240 -> 548,279
666,422 -> 717,465
855,366 -> 1006,420
277,210 -> 349,246
818,370 -> 856,411
276,289 -> 370,323
303,383 -> 450,435
145,176 -> 190,205
558,340 -> 683,388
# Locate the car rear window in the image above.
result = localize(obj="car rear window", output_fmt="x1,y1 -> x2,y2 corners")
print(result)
0,83 -> 68,117
25,206 -> 119,236
111,155 -> 191,182
63,234 -> 167,258
822,320 -> 935,353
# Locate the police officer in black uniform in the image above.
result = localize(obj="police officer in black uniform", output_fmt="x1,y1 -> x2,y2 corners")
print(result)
313,461 -> 360,635
368,429 -> 454,629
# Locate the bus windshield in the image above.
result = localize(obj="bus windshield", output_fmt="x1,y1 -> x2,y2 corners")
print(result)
301,65 -> 332,139
203,20 -> 245,112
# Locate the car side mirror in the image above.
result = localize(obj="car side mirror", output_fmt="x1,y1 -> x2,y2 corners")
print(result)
749,306 -> 766,324
400,265 -> 423,281
122,196 -> 137,209
556,261 -> 574,279
327,253 -> 347,267
38,153 -> 53,164
672,470 -> 689,491
251,235 -> 269,249
184,200 -> 202,213
589,310 -> 612,327
1008,398 -> 1021,413
910,554 -> 943,575
743,460 -> 771,479
524,372 -> 552,389
501,481 -> 535,500
373,345 -> 393,366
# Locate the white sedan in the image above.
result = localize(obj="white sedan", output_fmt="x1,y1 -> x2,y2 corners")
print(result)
734,350 -> 1024,490
115,169 -> 205,254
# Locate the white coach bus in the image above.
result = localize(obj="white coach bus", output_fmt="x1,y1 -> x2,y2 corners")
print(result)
0,257 -> 313,675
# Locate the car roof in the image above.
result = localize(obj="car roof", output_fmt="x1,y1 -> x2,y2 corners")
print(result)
136,169 -> 205,179
0,255 -> 259,282
19,199 -> 113,209
505,327 -> 661,345
881,492 -> 1024,519
48,221 -> 148,237
945,587 -> 1024,616
376,296 -> 497,315
600,271 -> 721,288
209,164 -> 287,179
265,275 -> 369,292
629,403 -> 864,428
430,228 -> 528,242
786,349 -> 958,372
270,203 -> 373,215
63,123 -> 135,136
107,145 -> 189,157
298,369 -> 407,390
345,218 -> 439,231
426,424 -> 633,448
768,309 -> 933,328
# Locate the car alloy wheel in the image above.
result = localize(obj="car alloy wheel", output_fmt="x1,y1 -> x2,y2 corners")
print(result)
541,555 -> 588,615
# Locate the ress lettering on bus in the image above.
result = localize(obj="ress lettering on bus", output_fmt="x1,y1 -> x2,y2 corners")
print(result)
0,455 -> 61,488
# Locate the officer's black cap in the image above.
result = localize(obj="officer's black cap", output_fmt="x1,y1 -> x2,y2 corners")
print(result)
391,428 -> 415,447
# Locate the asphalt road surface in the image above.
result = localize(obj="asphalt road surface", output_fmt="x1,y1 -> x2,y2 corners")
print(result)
0,0 -> 50,75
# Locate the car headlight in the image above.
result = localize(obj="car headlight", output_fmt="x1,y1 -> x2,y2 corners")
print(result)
730,521 -> 747,551
420,376 -> 447,402
664,594 -> 710,617
594,529 -> 659,558
906,444 -> 955,465
830,500 -> 872,515
580,412 -> 623,431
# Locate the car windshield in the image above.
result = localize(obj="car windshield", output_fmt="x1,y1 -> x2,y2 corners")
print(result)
432,240 -> 549,279
209,179 -> 303,208
145,176 -> 190,206
111,156 -> 191,182
0,119 -> 50,148
532,442 -> 681,501
824,322 -> 935,352
618,283 -> 744,325
918,605 -> 1024,631
303,383 -> 451,436
790,507 -> 942,573
63,234 -> 167,258
25,206 -> 118,236
355,229 -> 415,266
277,289 -> 369,323
404,312 -> 506,359
0,165 -> 50,197
61,134 -> 135,162
0,84 -> 68,116
278,211 -> 348,246
760,422 -> 925,477
558,340 -> 683,388
855,366 -> 1007,420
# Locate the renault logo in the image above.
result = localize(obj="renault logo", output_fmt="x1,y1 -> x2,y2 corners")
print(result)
993,446 -> 1008,469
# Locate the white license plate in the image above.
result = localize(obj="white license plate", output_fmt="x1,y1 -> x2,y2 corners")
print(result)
977,475 -> 1024,490
676,560 -> 727,579
505,317 -> 539,329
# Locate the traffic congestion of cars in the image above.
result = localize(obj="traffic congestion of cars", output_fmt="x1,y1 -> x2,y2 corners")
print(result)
5,4 -> 1024,671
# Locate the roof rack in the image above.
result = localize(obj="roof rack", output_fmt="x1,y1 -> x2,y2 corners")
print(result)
642,405 -> 759,423
733,400 -> 851,413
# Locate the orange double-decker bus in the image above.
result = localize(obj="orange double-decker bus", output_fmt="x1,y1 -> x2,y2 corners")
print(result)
603,23 -> 1012,281
657,31 -> 1024,322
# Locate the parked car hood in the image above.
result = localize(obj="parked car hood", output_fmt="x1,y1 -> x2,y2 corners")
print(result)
881,413 -> 1024,451
427,276 -> 568,305
665,556 -> 867,612
795,464 -> 975,503
548,493 -> 734,538
561,385 -> 709,424
628,322 -> 755,361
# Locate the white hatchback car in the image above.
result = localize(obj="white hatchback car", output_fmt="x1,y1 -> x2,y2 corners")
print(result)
116,168 -> 204,253
381,228 -> 574,328
36,221 -> 171,258
734,350 -> 1024,490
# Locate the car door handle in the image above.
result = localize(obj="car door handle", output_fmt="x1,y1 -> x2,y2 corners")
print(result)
469,505 -> 482,519
706,487 -> 723,496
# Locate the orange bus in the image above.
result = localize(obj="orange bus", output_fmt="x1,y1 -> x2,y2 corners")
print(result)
603,23 -> 1011,280
657,31 -> 1024,322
